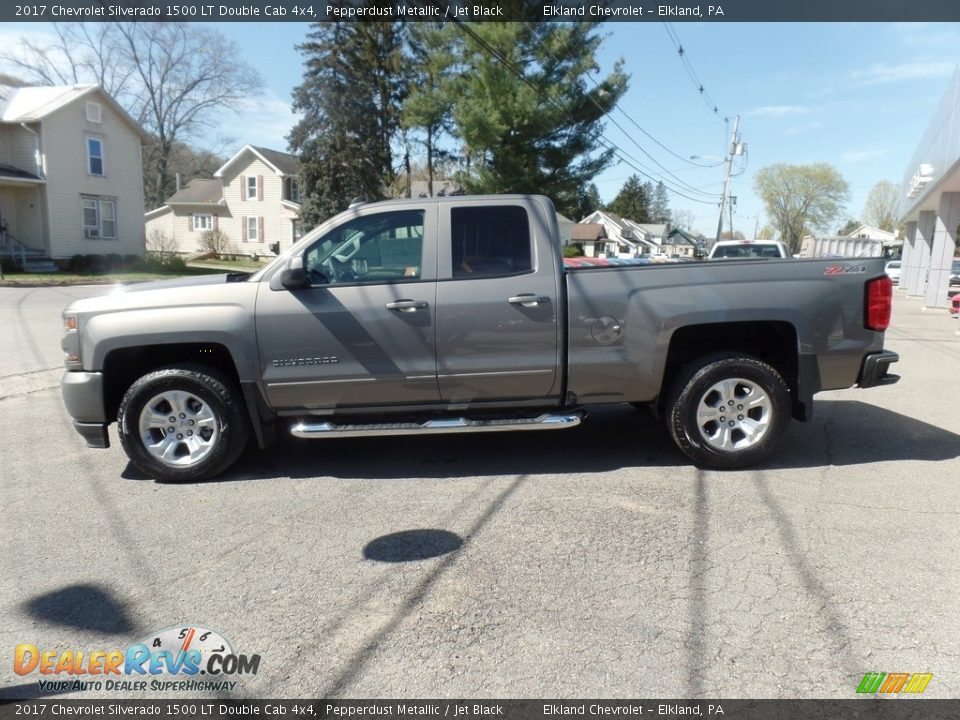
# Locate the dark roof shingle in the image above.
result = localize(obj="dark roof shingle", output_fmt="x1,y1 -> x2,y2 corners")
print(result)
166,178 -> 222,204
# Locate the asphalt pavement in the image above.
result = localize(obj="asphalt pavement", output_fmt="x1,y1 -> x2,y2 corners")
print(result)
1,284 -> 958,700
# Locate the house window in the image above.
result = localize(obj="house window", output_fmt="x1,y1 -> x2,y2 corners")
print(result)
86,102 -> 102,123
87,138 -> 104,176
246,176 -> 257,200
246,216 -> 259,242
285,177 -> 300,203
193,214 -> 213,232
81,196 -> 116,239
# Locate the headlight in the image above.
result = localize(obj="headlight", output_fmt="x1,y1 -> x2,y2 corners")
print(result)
61,312 -> 81,368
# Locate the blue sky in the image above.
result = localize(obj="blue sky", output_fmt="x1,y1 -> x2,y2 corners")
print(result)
3,21 -> 959,236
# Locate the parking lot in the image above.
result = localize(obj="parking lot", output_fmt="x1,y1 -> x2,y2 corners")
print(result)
1,284 -> 958,700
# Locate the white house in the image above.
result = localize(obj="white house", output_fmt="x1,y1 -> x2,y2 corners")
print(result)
145,144 -> 302,256
578,210 -> 666,257
0,83 -> 147,263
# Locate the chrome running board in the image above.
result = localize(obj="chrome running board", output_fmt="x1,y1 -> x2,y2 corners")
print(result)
290,411 -> 584,439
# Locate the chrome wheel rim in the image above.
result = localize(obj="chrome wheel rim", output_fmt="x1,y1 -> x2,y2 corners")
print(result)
695,378 -> 772,452
138,390 -> 220,467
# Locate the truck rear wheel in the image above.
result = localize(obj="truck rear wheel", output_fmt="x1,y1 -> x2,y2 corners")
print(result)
666,354 -> 791,469
117,365 -> 249,481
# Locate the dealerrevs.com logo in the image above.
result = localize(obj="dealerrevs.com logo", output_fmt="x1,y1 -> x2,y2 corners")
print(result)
14,625 -> 260,693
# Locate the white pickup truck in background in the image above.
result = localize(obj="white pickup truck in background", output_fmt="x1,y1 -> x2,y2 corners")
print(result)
709,240 -> 792,259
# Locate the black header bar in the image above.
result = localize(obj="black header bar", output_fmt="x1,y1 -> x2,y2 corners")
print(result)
4,0 -> 960,23
0,699 -> 957,720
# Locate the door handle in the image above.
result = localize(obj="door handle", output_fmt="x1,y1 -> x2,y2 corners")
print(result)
385,300 -> 428,312
507,294 -> 550,308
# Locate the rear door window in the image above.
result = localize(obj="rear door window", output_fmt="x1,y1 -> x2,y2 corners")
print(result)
450,206 -> 532,278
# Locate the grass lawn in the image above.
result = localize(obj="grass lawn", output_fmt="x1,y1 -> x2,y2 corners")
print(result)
187,257 -> 271,271
0,266 -> 226,287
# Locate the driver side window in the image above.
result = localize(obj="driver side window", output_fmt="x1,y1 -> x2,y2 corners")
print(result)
304,209 -> 425,286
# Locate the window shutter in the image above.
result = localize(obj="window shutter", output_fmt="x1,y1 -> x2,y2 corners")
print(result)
212,215 -> 218,231
257,175 -> 263,201
242,216 -> 248,242
258,216 -> 264,243
239,176 -> 245,202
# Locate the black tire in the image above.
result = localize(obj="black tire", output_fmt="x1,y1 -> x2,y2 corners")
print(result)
117,365 -> 249,481
666,353 -> 791,469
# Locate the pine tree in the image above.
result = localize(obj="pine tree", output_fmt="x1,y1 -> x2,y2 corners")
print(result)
607,175 -> 650,222
448,21 -> 628,217
650,181 -> 671,224
289,20 -> 405,226
401,22 -> 457,197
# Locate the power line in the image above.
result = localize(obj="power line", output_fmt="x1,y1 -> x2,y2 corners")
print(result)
663,23 -> 724,120
532,28 -> 723,194
449,20 -> 720,206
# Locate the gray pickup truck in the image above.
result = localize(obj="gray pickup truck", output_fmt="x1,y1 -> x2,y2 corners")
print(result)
61,195 -> 899,481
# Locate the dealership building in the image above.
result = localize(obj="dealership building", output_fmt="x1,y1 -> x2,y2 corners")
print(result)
900,68 -> 960,309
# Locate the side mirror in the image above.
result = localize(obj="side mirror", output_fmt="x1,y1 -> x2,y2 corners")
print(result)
279,256 -> 309,290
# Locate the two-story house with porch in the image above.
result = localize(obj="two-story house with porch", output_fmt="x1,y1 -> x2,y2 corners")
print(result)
0,83 -> 147,265
145,145 -> 301,256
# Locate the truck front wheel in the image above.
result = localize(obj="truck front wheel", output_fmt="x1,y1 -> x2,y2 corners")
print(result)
117,365 -> 249,481
666,354 -> 791,469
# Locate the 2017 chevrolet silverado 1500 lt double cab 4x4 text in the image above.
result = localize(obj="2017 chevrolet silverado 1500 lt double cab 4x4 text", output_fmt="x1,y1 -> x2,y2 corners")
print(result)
61,195 -> 900,481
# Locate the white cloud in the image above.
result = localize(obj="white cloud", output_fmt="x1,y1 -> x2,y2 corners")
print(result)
746,105 -> 814,118
215,89 -> 299,153
850,61 -> 956,85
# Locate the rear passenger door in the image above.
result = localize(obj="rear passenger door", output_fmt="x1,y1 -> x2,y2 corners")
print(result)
435,202 -> 561,403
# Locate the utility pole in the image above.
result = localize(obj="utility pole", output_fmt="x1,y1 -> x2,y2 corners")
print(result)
715,114 -> 742,244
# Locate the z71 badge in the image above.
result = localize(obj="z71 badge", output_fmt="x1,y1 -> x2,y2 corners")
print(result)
824,265 -> 868,276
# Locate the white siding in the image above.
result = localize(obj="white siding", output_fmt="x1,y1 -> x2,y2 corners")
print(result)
40,92 -> 146,258
221,155 -> 299,253
145,205 -> 231,254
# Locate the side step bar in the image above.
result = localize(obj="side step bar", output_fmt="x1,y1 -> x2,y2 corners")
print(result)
291,411 -> 584,439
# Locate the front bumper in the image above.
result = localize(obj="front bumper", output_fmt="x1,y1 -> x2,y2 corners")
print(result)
857,350 -> 900,388
61,371 -> 109,448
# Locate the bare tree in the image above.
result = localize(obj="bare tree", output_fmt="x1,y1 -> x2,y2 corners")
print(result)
2,23 -> 262,209
862,180 -> 901,233
671,209 -> 696,232
1,24 -> 136,99
116,23 -> 262,208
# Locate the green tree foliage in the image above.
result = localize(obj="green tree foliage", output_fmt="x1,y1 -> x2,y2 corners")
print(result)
573,183 -> 603,219
606,175 -> 650,222
444,21 -> 628,217
754,163 -> 850,254
401,22 -> 457,197
862,180 -> 901,233
289,20 -> 406,225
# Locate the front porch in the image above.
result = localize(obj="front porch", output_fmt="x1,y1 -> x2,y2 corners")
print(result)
0,170 -> 49,267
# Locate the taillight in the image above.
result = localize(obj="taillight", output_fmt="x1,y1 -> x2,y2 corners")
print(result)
865,275 -> 892,331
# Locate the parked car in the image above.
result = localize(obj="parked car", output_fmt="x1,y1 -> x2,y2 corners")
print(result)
951,292 -> 959,317
885,260 -> 902,284
951,259 -> 960,286
708,240 -> 791,260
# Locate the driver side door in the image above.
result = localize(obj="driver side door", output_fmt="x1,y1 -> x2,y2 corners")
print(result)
255,206 -> 440,411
